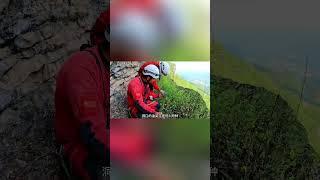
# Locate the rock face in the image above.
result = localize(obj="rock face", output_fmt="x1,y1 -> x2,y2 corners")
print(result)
0,1 -> 107,178
110,61 -> 144,118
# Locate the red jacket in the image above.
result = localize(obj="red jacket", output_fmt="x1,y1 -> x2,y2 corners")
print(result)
138,61 -> 161,91
127,76 -> 159,117
55,46 -> 109,179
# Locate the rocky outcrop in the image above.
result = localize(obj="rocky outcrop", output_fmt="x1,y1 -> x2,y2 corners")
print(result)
110,61 -> 143,118
0,0 -> 107,178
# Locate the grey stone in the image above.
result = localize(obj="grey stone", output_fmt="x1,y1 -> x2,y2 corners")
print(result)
0,47 -> 11,60
32,41 -> 48,54
5,55 -> 46,87
0,62 -> 9,77
17,69 -> 44,96
0,108 -> 19,134
21,49 -> 35,59
45,49 -> 65,63
65,38 -> 83,54
114,72 -> 121,78
13,19 -> 32,36
112,67 -> 121,73
2,55 -> 19,71
0,0 -> 10,13
40,24 -> 54,39
0,89 -> 14,112
14,31 -> 42,49
42,61 -> 60,81
0,37 -> 5,46
14,159 -> 27,168
46,34 -> 65,49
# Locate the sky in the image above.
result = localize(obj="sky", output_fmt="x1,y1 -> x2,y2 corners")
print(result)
172,61 -> 210,74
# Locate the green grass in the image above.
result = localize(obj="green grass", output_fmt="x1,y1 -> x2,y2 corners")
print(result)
173,75 -> 210,110
213,43 -> 278,92
158,76 -> 209,118
212,75 -> 320,178
213,43 -> 320,154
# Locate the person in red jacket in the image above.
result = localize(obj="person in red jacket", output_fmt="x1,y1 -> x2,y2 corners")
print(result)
128,64 -> 162,118
55,11 -> 109,180
138,61 -> 170,95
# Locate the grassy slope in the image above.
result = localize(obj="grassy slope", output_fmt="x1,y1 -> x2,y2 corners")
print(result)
158,76 -> 209,118
173,75 -> 210,110
213,76 -> 320,178
213,43 -> 320,153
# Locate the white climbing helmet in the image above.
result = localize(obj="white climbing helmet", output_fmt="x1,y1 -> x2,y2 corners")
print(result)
160,61 -> 170,76
142,64 -> 160,79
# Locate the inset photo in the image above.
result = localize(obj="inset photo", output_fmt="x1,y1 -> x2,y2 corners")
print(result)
110,61 -> 210,119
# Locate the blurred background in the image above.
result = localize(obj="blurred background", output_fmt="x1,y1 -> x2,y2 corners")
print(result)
213,0 -> 320,154
110,0 -> 210,61
110,119 -> 210,180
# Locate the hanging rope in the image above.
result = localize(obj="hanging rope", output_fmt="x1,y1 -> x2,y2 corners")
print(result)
296,56 -> 309,117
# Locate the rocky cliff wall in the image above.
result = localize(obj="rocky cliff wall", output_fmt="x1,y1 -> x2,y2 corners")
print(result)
110,61 -> 143,118
0,1 -> 107,178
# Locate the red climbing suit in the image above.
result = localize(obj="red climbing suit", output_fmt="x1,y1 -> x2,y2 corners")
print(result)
138,61 -> 161,91
55,46 -> 109,180
127,76 -> 160,117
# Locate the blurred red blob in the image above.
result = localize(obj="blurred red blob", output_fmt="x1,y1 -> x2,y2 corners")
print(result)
110,119 -> 154,167
111,0 -> 161,22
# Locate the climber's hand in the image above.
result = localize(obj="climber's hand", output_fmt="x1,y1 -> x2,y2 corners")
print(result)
160,90 -> 166,98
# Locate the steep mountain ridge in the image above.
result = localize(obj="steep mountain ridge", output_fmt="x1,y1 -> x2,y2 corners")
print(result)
212,75 -> 320,179
213,42 -> 320,153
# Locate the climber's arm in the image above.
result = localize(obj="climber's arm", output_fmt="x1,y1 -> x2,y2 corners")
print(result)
129,84 -> 157,114
66,62 -> 107,161
151,79 -> 161,92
